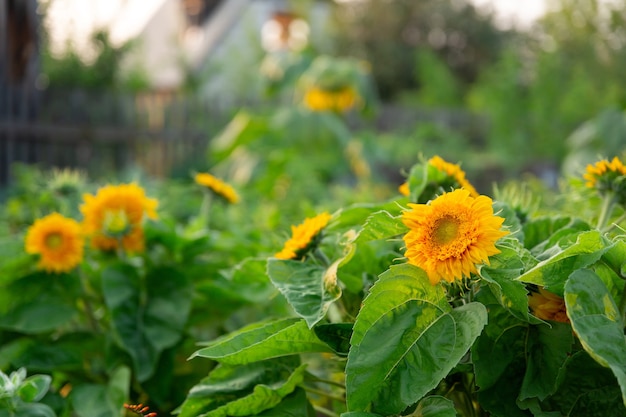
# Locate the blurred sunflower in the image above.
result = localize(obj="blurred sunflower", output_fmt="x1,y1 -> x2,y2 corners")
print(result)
583,156 -> 626,189
80,183 -> 158,253
398,182 -> 410,197
303,86 -> 360,113
428,155 -> 479,197
194,173 -> 240,204
25,213 -> 84,273
528,287 -> 570,323
402,188 -> 508,285
275,212 -> 332,260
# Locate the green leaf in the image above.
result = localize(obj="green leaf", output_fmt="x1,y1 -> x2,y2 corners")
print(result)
479,240 -> 532,320
102,264 -> 193,381
17,375 -> 51,403
522,217 -> 591,254
520,322 -> 573,401
176,358 -> 305,417
70,367 -> 130,417
564,269 -> 626,407
190,318 -> 333,365
254,388 -> 315,416
267,259 -> 342,328
11,404 -> 56,417
548,351 -> 626,416
340,413 -> 382,417
472,304 -> 527,392
354,210 -> 406,244
229,258 -> 278,303
313,323 -> 353,356
516,230 -> 609,296
0,299 -> 76,334
412,396 -> 457,417
350,264 -> 449,348
346,264 -> 487,415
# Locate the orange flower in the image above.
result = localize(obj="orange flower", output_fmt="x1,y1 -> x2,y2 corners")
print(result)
428,156 -> 479,197
402,189 -> 508,284
528,287 -> 570,323
275,212 -> 332,260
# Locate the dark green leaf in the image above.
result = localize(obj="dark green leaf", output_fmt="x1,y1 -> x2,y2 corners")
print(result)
520,323 -> 573,401
412,396 -> 457,417
313,323 -> 353,356
254,388 -> 315,416
0,299 -> 76,334
70,367 -> 130,417
11,403 -> 56,417
354,210 -> 406,244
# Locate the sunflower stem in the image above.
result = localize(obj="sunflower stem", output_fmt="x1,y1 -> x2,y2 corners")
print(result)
312,405 -> 339,417
597,193 -> 617,230
79,269 -> 100,333
303,385 -> 345,403
619,284 -> 626,325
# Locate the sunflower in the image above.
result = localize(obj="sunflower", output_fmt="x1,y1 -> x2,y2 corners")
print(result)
428,156 -> 479,197
275,212 -> 332,260
528,287 -> 570,323
583,155 -> 626,198
25,213 -> 84,273
303,86 -> 359,113
194,173 -> 240,204
402,188 -> 508,285
80,183 -> 158,253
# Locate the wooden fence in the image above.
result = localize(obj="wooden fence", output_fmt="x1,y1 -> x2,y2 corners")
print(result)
0,89 -> 244,186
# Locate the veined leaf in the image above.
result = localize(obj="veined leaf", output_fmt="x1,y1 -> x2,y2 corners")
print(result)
412,396 -> 457,417
267,259 -> 341,328
354,210 -> 406,244
564,269 -> 626,407
346,264 -> 486,415
190,318 -> 333,364
176,358 -> 305,417
516,230 -> 610,296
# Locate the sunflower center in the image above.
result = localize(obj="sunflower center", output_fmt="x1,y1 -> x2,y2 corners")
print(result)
45,232 -> 63,249
432,215 -> 460,245
103,210 -> 130,237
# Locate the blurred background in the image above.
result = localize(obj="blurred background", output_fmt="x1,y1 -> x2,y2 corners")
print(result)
2,0 -> 626,194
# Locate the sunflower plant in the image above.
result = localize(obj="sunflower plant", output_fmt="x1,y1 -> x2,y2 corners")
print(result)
177,155 -> 626,417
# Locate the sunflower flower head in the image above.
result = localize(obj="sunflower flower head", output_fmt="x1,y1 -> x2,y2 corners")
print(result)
428,156 -> 479,198
80,183 -> 158,253
399,182 -> 410,197
194,173 -> 240,204
583,156 -> 626,205
275,212 -> 332,260
402,189 -> 508,285
528,287 -> 570,324
303,86 -> 360,113
25,213 -> 84,273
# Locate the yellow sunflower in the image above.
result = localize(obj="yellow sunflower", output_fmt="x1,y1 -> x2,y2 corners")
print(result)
583,156 -> 626,189
528,287 -> 570,323
428,156 -> 479,197
303,86 -> 359,113
80,183 -> 158,253
194,173 -> 240,204
25,213 -> 84,273
402,188 -> 508,285
275,212 -> 332,260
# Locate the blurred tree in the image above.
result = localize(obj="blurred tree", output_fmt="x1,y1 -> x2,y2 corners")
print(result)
329,0 -> 511,100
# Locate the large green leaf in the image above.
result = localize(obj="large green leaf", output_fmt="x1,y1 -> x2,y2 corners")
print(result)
522,217 -> 591,254
9,404 -> 56,417
516,230 -> 609,296
102,264 -> 193,381
549,351 -> 626,416
267,259 -> 341,328
254,388 -> 314,416
176,358 -> 305,417
564,269 -> 626,407
0,299 -> 77,334
346,264 -> 487,415
190,318 -> 333,365
71,366 -> 130,417
519,322 -> 573,401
